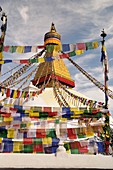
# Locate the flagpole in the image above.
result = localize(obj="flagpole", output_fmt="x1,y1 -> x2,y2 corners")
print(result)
100,29 -> 110,155
100,29 -> 108,109
0,7 -> 7,76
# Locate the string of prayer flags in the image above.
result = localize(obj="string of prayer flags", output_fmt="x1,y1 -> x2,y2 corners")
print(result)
3,41 -> 100,54
0,56 -> 54,65
62,87 -> 104,108
3,45 -> 45,53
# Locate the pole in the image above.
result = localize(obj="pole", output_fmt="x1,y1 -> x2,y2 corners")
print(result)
0,7 -> 7,76
100,29 -> 108,108
100,29 -> 110,155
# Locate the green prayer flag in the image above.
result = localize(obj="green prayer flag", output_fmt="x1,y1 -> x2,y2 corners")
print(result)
9,46 -> 17,53
69,51 -> 76,57
85,42 -> 94,50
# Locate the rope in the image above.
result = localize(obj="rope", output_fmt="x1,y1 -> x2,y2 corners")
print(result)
38,74 -> 52,95
41,62 -> 50,88
51,58 -> 69,107
55,82 -> 70,107
0,64 -> 21,77
0,49 -> 45,87
9,64 -> 38,88
53,85 -> 64,107
67,57 -> 113,100
17,67 -> 38,90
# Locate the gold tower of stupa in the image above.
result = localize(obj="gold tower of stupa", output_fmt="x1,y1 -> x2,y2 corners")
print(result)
32,23 -> 75,88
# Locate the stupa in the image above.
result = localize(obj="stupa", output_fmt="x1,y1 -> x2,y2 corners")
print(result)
0,21 -> 111,156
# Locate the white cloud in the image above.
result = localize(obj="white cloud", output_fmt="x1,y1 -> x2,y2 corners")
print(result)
18,6 -> 29,23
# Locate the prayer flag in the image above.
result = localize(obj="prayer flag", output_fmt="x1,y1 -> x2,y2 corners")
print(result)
16,46 -> 24,53
93,41 -> 99,48
75,50 -> 84,55
3,46 -> 10,52
0,60 -> 4,64
31,46 -> 38,52
59,53 -> 69,58
20,59 -> 29,64
76,43 -> 86,50
38,57 -> 45,63
24,46 -> 32,53
62,44 -> 70,52
69,51 -> 76,57
0,52 -> 4,60
85,42 -> 94,50
6,88 -> 10,97
9,46 -> 17,53
69,44 -> 76,51
4,60 -> 12,63
13,90 -> 17,99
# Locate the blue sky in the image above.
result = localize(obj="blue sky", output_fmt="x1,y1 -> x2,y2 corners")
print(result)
0,0 -> 113,116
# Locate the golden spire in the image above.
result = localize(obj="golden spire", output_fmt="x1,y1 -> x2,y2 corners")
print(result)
50,22 -> 56,32
32,23 -> 75,88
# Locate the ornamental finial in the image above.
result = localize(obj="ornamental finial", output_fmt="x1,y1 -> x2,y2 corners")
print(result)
50,22 -> 56,32
100,29 -> 107,40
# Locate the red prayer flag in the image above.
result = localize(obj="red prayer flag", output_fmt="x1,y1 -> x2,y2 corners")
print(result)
59,53 -> 69,58
23,138 -> 33,144
17,90 -> 21,98
33,144 -> 43,152
6,88 -> 10,97
76,43 -> 86,50
20,60 -> 29,65
3,46 -> 10,52
67,128 -> 77,139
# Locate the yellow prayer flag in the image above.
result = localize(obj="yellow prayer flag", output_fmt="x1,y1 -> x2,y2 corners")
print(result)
70,108 -> 79,112
29,111 -> 39,117
1,88 -> 5,95
7,128 -> 14,138
47,117 -> 54,121
13,141 -> 22,152
70,108 -> 83,115
0,52 -> 4,60
27,122 -> 31,127
60,118 -> 67,121
38,57 -> 45,63
16,46 -> 24,53
86,131 -> 94,137
75,50 -> 84,55
25,110 -> 30,113
0,138 -> 2,143
4,116 -> 13,122
0,60 -> 4,64
74,110 -> 84,115
22,91 -> 25,98
93,41 -> 99,49
13,90 -> 17,99
4,103 -> 13,107
42,137 -> 52,145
